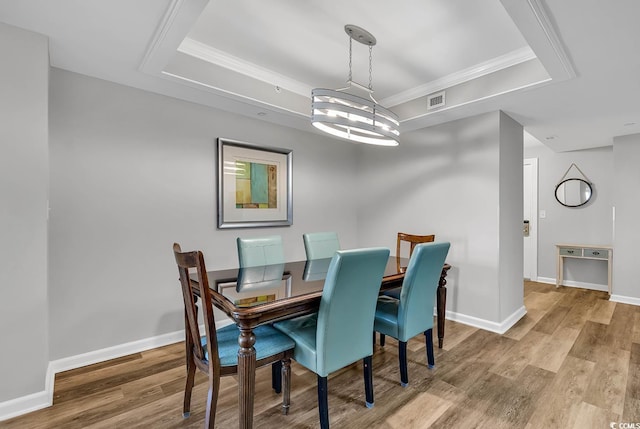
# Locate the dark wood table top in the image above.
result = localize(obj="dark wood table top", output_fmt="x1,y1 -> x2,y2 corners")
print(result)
201,256 -> 408,329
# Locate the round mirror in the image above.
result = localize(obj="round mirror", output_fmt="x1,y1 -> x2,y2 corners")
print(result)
555,178 -> 592,207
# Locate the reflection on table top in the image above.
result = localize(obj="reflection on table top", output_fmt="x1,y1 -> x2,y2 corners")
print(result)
206,257 -> 407,309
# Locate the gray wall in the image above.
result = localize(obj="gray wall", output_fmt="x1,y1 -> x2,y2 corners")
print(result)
48,69 -> 362,360
357,111 -> 524,324
499,114 -> 525,320
612,133 -> 640,299
49,70 -> 526,358
524,143 -> 613,286
0,23 -> 49,401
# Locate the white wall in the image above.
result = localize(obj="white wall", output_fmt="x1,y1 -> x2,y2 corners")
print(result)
0,23 -> 49,402
48,69 -> 362,360
612,133 -> 640,302
524,143 -> 613,287
357,111 -> 524,327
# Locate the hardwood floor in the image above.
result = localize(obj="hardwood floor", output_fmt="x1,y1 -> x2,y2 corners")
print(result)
4,281 -> 640,428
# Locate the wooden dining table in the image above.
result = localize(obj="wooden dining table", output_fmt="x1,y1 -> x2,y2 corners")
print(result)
193,256 -> 451,429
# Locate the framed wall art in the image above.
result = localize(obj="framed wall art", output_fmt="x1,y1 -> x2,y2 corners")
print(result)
217,138 -> 293,228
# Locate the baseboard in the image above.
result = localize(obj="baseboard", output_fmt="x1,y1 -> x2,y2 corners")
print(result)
444,305 -> 527,335
47,329 -> 186,378
0,389 -> 51,422
536,276 -> 608,292
0,318 -> 234,422
609,294 -> 640,306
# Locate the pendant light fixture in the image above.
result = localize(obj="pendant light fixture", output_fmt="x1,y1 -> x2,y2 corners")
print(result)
311,25 -> 400,146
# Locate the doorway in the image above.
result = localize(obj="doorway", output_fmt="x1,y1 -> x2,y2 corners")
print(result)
523,158 -> 538,280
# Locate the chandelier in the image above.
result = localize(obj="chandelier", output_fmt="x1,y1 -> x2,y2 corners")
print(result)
311,25 -> 400,146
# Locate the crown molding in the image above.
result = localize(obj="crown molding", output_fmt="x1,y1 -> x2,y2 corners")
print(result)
178,37 -> 313,97
381,46 -> 537,107
160,70 -> 307,118
500,0 -> 576,81
525,0 -> 576,79
138,0 -> 208,74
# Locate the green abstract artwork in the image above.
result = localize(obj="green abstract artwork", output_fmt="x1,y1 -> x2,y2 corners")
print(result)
235,161 -> 278,209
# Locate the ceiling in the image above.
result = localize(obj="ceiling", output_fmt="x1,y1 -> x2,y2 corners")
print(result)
1,0 -> 639,152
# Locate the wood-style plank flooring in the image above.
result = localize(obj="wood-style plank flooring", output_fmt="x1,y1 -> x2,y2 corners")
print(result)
4,281 -> 640,428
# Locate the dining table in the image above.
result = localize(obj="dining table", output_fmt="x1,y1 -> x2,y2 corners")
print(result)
192,256 -> 451,429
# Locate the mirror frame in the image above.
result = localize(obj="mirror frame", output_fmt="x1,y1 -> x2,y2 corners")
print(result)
554,178 -> 593,208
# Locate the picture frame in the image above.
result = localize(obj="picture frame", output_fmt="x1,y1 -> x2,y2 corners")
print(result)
217,138 -> 293,228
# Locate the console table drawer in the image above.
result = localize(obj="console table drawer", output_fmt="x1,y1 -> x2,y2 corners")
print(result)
559,247 -> 582,257
584,248 -> 608,259
556,243 -> 613,294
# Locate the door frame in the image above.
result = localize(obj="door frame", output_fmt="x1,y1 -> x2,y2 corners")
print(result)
524,158 -> 538,281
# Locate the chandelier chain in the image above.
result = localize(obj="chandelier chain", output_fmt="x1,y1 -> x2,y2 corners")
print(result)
368,45 -> 373,91
348,36 -> 353,83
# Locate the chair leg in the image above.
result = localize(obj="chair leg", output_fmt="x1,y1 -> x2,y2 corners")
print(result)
399,341 -> 409,387
363,356 -> 374,408
281,358 -> 291,415
183,311 -> 195,418
272,361 -> 282,393
204,372 -> 220,429
182,359 -> 196,417
380,333 -> 386,347
425,329 -> 435,369
317,375 -> 329,429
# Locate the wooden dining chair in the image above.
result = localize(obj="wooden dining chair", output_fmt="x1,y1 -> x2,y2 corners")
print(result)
302,232 -> 340,260
173,243 -> 295,428
374,242 -> 450,387
273,247 -> 390,429
396,232 -> 435,272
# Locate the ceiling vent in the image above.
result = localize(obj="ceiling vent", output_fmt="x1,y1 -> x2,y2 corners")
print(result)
427,91 -> 446,110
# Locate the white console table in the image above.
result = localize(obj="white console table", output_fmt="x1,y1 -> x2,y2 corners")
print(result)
556,244 -> 613,294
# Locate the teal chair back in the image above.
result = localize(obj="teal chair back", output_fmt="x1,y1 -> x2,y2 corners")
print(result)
315,247 -> 390,376
303,232 -> 340,260
396,241 -> 450,342
237,235 -> 284,267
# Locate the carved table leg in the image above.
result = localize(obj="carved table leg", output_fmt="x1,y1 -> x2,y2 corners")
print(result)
238,328 -> 257,429
281,358 -> 291,415
437,265 -> 451,349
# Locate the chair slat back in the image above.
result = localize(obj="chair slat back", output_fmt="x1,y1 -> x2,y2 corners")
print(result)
303,232 -> 340,260
315,247 -> 390,376
396,232 -> 435,259
397,242 -> 450,341
173,243 -> 219,373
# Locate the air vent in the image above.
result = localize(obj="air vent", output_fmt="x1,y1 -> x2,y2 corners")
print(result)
427,91 -> 446,110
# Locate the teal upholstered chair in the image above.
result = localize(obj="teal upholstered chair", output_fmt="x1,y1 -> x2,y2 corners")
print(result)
236,235 -> 287,389
303,232 -> 340,260
173,243 -> 295,428
237,235 -> 285,267
374,241 -> 450,387
273,247 -> 390,429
